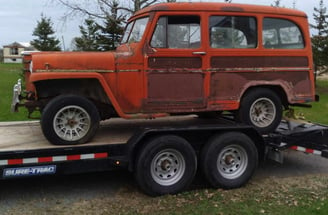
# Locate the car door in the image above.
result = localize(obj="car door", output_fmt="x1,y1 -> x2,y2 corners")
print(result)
143,15 -> 206,112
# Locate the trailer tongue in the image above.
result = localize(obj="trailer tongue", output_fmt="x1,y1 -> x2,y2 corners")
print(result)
0,116 -> 328,196
266,120 -> 328,158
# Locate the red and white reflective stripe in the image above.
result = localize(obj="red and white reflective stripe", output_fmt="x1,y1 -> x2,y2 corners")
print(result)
290,146 -> 322,155
0,152 -> 108,166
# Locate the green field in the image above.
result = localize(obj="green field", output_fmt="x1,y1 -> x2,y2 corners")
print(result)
290,79 -> 328,125
0,63 -> 31,121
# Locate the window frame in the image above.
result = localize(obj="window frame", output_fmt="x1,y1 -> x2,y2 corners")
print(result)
262,17 -> 305,49
121,16 -> 149,44
209,15 -> 258,49
150,15 -> 202,49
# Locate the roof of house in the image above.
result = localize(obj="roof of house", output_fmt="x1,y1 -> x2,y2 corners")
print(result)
3,42 -> 32,48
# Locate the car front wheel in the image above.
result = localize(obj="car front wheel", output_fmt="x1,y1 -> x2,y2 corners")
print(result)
41,95 -> 100,145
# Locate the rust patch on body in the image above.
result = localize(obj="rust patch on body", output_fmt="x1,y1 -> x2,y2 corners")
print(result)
211,56 -> 309,68
148,73 -> 204,99
221,6 -> 244,12
148,57 -> 202,69
210,71 -> 312,102
144,72 -> 205,111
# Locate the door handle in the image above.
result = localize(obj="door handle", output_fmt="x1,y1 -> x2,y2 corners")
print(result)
192,51 -> 206,55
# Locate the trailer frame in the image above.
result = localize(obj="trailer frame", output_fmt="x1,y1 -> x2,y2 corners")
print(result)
0,116 -> 327,195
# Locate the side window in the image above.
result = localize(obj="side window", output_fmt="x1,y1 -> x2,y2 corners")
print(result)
122,22 -> 133,44
263,18 -> 304,49
151,16 -> 201,49
209,16 -> 257,49
129,17 -> 149,43
151,17 -> 166,48
121,17 -> 149,44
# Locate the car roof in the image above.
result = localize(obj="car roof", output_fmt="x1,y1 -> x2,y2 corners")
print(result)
132,2 -> 307,19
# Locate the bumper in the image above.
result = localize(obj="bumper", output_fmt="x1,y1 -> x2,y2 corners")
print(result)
11,79 -> 22,112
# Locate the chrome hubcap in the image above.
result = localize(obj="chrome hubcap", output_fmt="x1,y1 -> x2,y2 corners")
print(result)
217,145 -> 248,179
151,149 -> 185,186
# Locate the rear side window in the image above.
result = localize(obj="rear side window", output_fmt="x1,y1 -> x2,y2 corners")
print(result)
263,18 -> 304,49
151,16 -> 201,49
209,16 -> 257,49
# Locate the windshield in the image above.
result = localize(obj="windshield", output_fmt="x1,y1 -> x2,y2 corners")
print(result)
121,17 -> 149,44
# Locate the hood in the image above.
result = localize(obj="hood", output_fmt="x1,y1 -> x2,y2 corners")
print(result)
31,52 -> 116,72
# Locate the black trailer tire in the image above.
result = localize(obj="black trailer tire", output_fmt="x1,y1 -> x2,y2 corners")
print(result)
41,95 -> 100,145
238,88 -> 282,134
135,135 -> 197,196
201,132 -> 258,189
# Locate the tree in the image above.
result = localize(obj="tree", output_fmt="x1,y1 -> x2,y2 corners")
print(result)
311,0 -> 328,73
31,14 -> 61,51
74,18 -> 101,51
272,0 -> 281,7
56,0 -> 160,20
55,0 -> 181,22
73,1 -> 126,51
97,0 -> 126,50
311,0 -> 328,36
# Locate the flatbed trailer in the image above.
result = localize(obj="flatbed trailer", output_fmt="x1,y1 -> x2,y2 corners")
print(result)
0,116 -> 328,196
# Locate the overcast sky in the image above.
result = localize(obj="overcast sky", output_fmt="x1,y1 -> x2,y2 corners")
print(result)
0,0 -> 325,50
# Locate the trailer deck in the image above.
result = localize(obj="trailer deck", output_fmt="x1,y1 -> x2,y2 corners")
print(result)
1,115 -> 328,196
0,116 -> 239,152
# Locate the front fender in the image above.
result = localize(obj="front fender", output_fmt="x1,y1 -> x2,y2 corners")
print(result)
30,72 -> 127,118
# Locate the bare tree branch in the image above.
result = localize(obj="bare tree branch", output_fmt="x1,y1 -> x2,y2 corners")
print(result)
54,0 -> 174,23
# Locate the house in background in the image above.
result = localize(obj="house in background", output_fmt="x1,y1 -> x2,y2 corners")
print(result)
2,42 -> 37,63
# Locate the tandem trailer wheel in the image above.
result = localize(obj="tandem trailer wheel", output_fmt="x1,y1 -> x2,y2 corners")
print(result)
134,135 -> 197,196
201,132 -> 258,189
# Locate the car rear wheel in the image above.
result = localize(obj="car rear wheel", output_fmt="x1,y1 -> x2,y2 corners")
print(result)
238,88 -> 282,134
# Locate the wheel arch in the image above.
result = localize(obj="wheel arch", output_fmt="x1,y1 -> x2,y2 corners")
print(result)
35,78 -> 110,103
34,78 -> 120,120
240,84 -> 289,108
30,72 -> 127,118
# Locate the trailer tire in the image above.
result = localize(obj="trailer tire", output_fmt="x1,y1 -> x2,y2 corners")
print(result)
41,95 -> 100,145
201,132 -> 258,189
135,135 -> 197,196
238,88 -> 282,134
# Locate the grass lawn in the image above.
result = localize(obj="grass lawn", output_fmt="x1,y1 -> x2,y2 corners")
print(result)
68,175 -> 328,215
0,63 -> 30,121
293,79 -> 328,125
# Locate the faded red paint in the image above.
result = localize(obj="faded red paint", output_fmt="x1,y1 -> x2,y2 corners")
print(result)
21,2 -> 315,119
210,56 -> 309,68
148,57 -> 202,69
